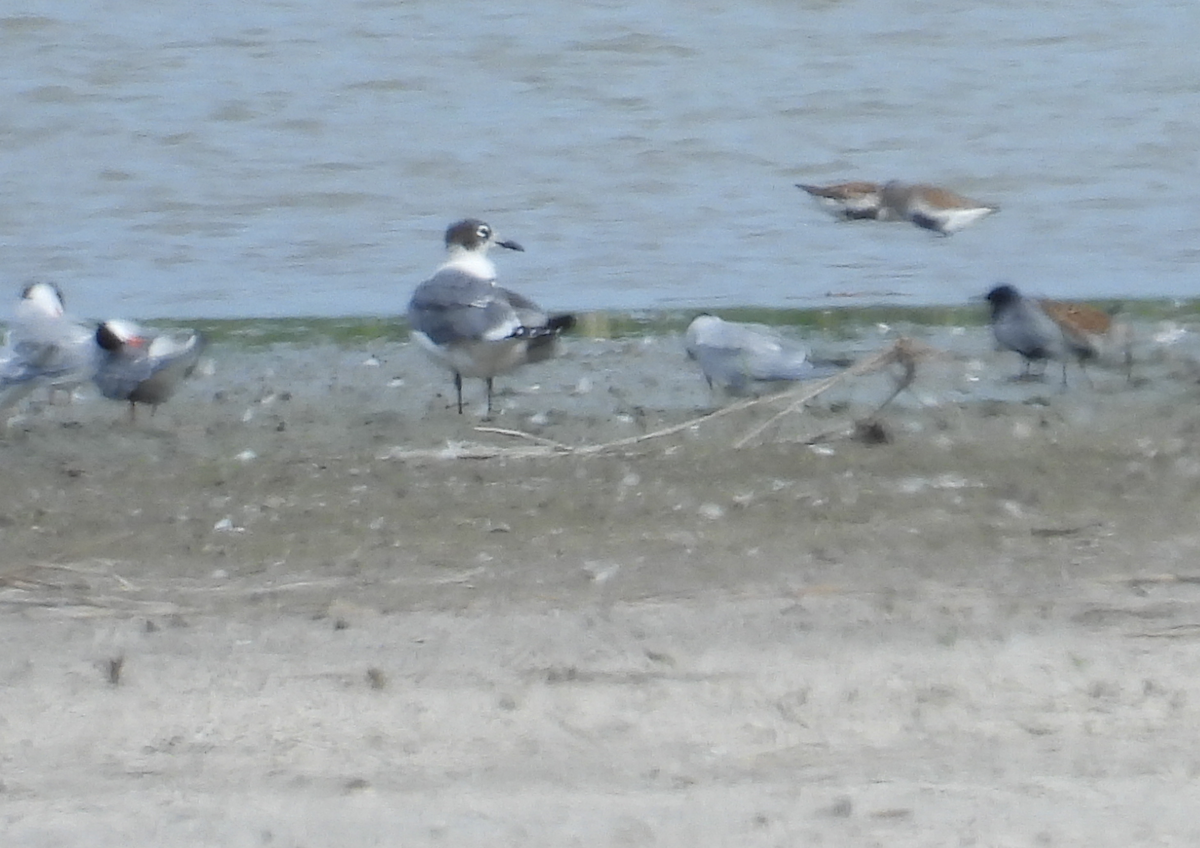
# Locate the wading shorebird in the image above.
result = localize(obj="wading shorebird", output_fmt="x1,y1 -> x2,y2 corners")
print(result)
406,218 -> 576,416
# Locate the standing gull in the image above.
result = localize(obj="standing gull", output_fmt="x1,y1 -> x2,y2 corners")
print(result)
93,319 -> 207,420
684,314 -> 841,395
407,218 -> 575,415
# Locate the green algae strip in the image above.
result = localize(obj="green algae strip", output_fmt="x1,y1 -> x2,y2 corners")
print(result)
125,298 -> 1200,349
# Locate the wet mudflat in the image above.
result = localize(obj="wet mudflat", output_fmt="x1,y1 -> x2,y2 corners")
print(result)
3,318 -> 1200,846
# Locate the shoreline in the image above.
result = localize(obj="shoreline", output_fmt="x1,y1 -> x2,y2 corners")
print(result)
7,295 -> 1196,349
3,317 -> 1200,844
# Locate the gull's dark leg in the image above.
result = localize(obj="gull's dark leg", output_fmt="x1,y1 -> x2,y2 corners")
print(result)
1076,357 -> 1095,389
486,378 -> 494,416
454,372 -> 464,414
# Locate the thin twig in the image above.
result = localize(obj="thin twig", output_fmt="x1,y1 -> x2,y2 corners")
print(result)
1127,624 -> 1200,639
380,338 -> 945,461
733,340 -> 920,449
30,561 -> 141,591
474,427 -> 573,451
1100,574 -> 1200,586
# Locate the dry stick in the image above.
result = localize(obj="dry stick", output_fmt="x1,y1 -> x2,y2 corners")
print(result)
1101,573 -> 1200,586
1128,625 -> 1200,639
571,382 -> 810,455
379,442 -> 556,461
458,370 -> 820,459
732,340 -> 920,449
175,577 -> 356,595
473,427 -> 573,451
385,338 -> 941,461
500,339 -> 926,456
799,363 -> 915,447
32,561 -> 141,592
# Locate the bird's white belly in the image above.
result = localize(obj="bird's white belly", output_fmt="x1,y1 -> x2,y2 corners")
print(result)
414,332 -> 528,378
933,206 -> 993,233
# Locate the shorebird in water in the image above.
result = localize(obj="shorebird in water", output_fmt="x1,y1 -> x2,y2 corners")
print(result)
93,319 -> 207,420
795,181 -> 885,221
407,218 -> 575,416
881,180 -> 998,235
797,179 -> 997,234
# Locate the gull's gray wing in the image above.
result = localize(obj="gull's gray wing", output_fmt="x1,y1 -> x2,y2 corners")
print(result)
93,350 -> 158,401
93,330 -> 204,403
8,315 -> 99,381
687,319 -> 815,390
734,324 -> 814,382
994,299 -> 1066,360
407,268 -> 520,345
0,345 -> 45,391
687,343 -> 753,391
1,335 -> 96,388
495,287 -> 549,329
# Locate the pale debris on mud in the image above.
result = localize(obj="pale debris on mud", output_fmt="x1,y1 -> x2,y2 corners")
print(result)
3,318 -> 1200,846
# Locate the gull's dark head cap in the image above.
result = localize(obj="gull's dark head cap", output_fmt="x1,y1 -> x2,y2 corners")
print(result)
985,284 -> 1021,307
96,319 -> 146,352
444,218 -> 523,253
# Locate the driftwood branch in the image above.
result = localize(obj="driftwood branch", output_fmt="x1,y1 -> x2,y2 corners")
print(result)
380,338 -> 947,461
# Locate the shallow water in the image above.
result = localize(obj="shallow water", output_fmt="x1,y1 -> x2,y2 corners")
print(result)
2,1 -> 1197,319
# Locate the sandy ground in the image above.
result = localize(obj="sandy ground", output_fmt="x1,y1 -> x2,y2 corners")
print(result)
4,318 -> 1200,846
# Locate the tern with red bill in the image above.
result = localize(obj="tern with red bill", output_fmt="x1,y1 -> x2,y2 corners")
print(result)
93,319 -> 206,420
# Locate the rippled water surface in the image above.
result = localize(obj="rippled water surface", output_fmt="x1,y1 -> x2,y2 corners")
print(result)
1,1 -> 1197,319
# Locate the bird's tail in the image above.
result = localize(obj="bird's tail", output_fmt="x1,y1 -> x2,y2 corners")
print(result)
546,313 -> 576,333
517,314 -> 576,364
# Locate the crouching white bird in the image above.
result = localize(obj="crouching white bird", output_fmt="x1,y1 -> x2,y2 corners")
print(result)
0,281 -> 98,410
684,314 -> 841,395
92,319 -> 206,420
407,218 -> 576,415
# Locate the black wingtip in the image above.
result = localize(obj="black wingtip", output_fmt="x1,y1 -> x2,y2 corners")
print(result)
547,313 -> 576,333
